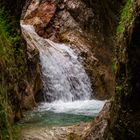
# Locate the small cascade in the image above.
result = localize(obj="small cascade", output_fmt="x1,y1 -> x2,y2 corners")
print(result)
21,24 -> 92,102
20,23 -> 105,127
19,0 -> 106,133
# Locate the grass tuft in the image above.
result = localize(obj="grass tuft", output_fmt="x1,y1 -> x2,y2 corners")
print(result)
116,0 -> 133,37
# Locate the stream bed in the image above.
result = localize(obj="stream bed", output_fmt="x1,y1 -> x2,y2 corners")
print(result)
18,100 -> 105,140
19,100 -> 105,128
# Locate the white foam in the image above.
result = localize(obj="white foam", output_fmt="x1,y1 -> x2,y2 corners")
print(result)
37,100 -> 105,116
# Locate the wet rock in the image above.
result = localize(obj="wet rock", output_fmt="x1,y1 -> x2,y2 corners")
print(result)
22,47 -> 43,109
82,1 -> 140,139
82,101 -> 111,140
23,0 -> 117,99
20,123 -> 90,140
23,0 -> 56,35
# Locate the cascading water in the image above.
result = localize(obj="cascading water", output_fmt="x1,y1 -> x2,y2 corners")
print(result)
21,24 -> 91,102
40,40 -> 92,102
20,22 -> 105,126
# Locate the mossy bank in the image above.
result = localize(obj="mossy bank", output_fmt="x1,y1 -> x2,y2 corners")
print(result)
0,0 -> 43,139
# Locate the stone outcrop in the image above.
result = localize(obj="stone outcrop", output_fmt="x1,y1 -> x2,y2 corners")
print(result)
82,1 -> 140,139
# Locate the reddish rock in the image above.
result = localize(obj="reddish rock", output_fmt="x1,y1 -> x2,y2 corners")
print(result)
23,1 -> 56,34
36,2 -> 56,25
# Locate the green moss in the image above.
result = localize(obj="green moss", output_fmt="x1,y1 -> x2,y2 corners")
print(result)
112,61 -> 117,73
0,7 -> 26,139
0,9 -> 20,44
116,85 -> 123,93
12,125 -> 22,140
116,0 -> 133,37
0,77 -> 12,140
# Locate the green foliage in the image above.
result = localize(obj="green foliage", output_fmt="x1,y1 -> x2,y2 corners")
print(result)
116,0 -> 133,37
0,8 -> 21,45
12,125 -> 21,140
0,74 -> 12,140
0,7 -> 26,140
0,9 -> 14,140
116,85 -> 123,93
112,61 -> 117,73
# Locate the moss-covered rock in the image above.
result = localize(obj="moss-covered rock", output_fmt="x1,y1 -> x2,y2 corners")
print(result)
0,0 -> 43,139
82,1 -> 140,139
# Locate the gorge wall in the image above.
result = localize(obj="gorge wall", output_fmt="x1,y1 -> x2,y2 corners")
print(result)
82,1 -> 140,139
0,0 -> 43,139
22,0 -> 122,99
1,0 -> 140,140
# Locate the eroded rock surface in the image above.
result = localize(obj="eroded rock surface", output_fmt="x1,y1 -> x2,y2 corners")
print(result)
20,123 -> 90,140
22,0 -> 121,99
82,1 -> 140,140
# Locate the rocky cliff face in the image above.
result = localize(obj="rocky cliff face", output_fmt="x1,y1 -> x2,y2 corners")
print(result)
82,1 -> 140,139
1,0 -> 42,114
107,1 -> 140,139
0,0 -> 43,130
22,0 -> 122,99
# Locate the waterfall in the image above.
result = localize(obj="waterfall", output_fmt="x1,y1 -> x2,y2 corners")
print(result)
20,0 -> 105,127
21,23 -> 105,118
21,24 -> 92,102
